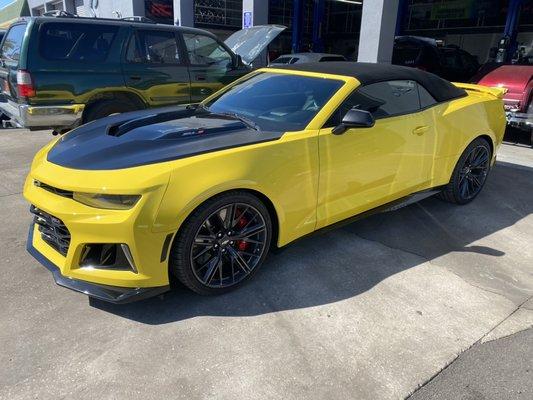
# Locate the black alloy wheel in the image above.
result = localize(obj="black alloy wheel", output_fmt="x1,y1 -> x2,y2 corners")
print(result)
191,203 -> 267,288
457,144 -> 490,200
170,192 -> 272,295
438,137 -> 492,204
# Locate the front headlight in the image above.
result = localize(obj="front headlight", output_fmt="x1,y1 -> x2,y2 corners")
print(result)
73,192 -> 141,210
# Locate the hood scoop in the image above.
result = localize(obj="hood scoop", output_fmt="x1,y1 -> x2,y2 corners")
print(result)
105,109 -> 246,140
106,110 -> 192,137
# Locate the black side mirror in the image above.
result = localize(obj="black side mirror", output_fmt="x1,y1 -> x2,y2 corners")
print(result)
332,108 -> 375,135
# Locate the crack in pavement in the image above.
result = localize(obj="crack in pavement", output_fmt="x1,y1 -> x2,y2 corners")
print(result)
407,294 -> 533,399
0,191 -> 22,198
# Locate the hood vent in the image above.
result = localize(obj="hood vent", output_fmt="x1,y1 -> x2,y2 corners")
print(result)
106,109 -> 194,137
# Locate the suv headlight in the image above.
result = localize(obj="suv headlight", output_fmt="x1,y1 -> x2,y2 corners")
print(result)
73,192 -> 141,210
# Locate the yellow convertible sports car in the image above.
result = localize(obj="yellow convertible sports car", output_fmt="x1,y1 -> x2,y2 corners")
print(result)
24,63 -> 506,303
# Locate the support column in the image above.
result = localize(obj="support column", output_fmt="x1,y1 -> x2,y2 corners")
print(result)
292,0 -> 304,53
502,0 -> 523,62
312,0 -> 325,52
357,0 -> 399,63
395,0 -> 408,36
242,0 -> 268,28
243,0 -> 269,66
174,0 -> 194,27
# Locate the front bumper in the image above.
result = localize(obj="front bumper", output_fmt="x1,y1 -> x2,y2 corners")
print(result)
27,225 -> 169,303
0,100 -> 84,130
506,111 -> 533,132
23,156 -> 176,302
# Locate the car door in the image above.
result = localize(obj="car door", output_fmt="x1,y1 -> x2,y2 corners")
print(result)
182,32 -> 244,103
122,28 -> 191,106
316,80 -> 436,228
0,23 -> 27,105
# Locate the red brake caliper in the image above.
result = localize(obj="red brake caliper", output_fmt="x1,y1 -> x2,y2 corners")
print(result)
236,215 -> 248,251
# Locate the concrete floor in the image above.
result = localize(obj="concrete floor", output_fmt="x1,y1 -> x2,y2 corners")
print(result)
0,129 -> 532,400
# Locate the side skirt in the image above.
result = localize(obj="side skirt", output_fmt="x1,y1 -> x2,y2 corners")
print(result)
272,186 -> 444,252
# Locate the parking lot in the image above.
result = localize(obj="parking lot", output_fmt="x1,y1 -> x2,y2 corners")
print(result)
0,128 -> 532,399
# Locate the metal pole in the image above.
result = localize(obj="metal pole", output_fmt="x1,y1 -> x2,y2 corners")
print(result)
292,0 -> 303,53
312,0 -> 325,52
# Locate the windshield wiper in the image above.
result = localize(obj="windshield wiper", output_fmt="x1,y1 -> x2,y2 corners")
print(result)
191,104 -> 260,131
215,112 -> 260,131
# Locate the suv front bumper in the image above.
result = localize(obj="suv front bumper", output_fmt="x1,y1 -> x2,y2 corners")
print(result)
0,100 -> 84,130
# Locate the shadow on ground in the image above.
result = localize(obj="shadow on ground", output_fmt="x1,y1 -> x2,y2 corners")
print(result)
92,162 -> 532,324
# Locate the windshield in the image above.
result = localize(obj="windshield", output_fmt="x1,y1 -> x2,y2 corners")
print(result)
204,72 -> 344,131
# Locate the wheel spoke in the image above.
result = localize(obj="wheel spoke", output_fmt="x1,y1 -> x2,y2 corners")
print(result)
224,204 -> 236,229
234,224 -> 265,240
471,174 -> 482,188
195,235 -> 215,245
203,254 -> 222,284
192,245 -> 212,260
227,246 -> 251,273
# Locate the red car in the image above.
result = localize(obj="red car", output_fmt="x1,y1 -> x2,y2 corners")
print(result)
477,65 -> 533,144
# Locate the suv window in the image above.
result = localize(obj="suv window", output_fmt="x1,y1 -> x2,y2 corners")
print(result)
183,33 -> 232,67
126,30 -> 181,64
1,24 -> 27,61
325,80 -> 433,127
40,23 -> 118,62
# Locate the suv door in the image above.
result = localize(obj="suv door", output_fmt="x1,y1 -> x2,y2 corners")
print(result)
0,23 -> 27,104
182,32 -> 243,103
122,28 -> 191,106
317,80 -> 436,227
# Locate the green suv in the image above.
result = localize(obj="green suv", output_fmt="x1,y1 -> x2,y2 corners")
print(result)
0,15 -> 284,133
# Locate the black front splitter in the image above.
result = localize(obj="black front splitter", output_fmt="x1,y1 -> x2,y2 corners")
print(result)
27,226 -> 169,304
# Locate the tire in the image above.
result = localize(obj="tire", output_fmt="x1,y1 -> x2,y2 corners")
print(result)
169,191 -> 272,295
83,100 -> 137,123
438,137 -> 492,205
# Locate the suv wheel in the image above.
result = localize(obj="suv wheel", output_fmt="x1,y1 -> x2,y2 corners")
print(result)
170,192 -> 272,295
83,100 -> 137,123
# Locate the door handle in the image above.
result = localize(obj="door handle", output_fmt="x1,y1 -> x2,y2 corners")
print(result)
412,125 -> 429,136
196,74 -> 206,81
129,75 -> 142,81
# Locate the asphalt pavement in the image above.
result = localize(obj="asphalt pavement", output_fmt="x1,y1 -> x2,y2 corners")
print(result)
0,128 -> 532,400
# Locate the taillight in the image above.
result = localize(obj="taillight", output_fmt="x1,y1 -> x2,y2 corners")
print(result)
16,70 -> 35,98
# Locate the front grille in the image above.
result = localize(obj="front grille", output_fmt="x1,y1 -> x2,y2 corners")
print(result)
30,205 -> 71,256
34,180 -> 73,199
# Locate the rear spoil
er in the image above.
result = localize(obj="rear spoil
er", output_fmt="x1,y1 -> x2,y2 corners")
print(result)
26,225 -> 169,304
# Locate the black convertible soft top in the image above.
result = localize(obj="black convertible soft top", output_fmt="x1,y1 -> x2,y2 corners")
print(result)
274,62 -> 467,103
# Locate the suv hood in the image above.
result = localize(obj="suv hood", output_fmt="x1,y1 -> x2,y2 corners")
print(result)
224,25 -> 286,65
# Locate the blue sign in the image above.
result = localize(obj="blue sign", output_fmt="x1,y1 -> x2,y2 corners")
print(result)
243,11 -> 253,28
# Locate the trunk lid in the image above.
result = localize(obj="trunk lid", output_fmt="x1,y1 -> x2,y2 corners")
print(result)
224,25 -> 286,65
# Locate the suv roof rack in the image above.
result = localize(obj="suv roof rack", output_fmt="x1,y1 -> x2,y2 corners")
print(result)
120,16 -> 156,24
35,13 -> 158,25
42,10 -> 78,18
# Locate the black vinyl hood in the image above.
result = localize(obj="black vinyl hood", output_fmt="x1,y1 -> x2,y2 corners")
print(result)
47,107 -> 282,170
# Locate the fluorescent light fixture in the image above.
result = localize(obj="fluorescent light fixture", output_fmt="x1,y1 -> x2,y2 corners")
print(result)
332,0 -> 363,5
